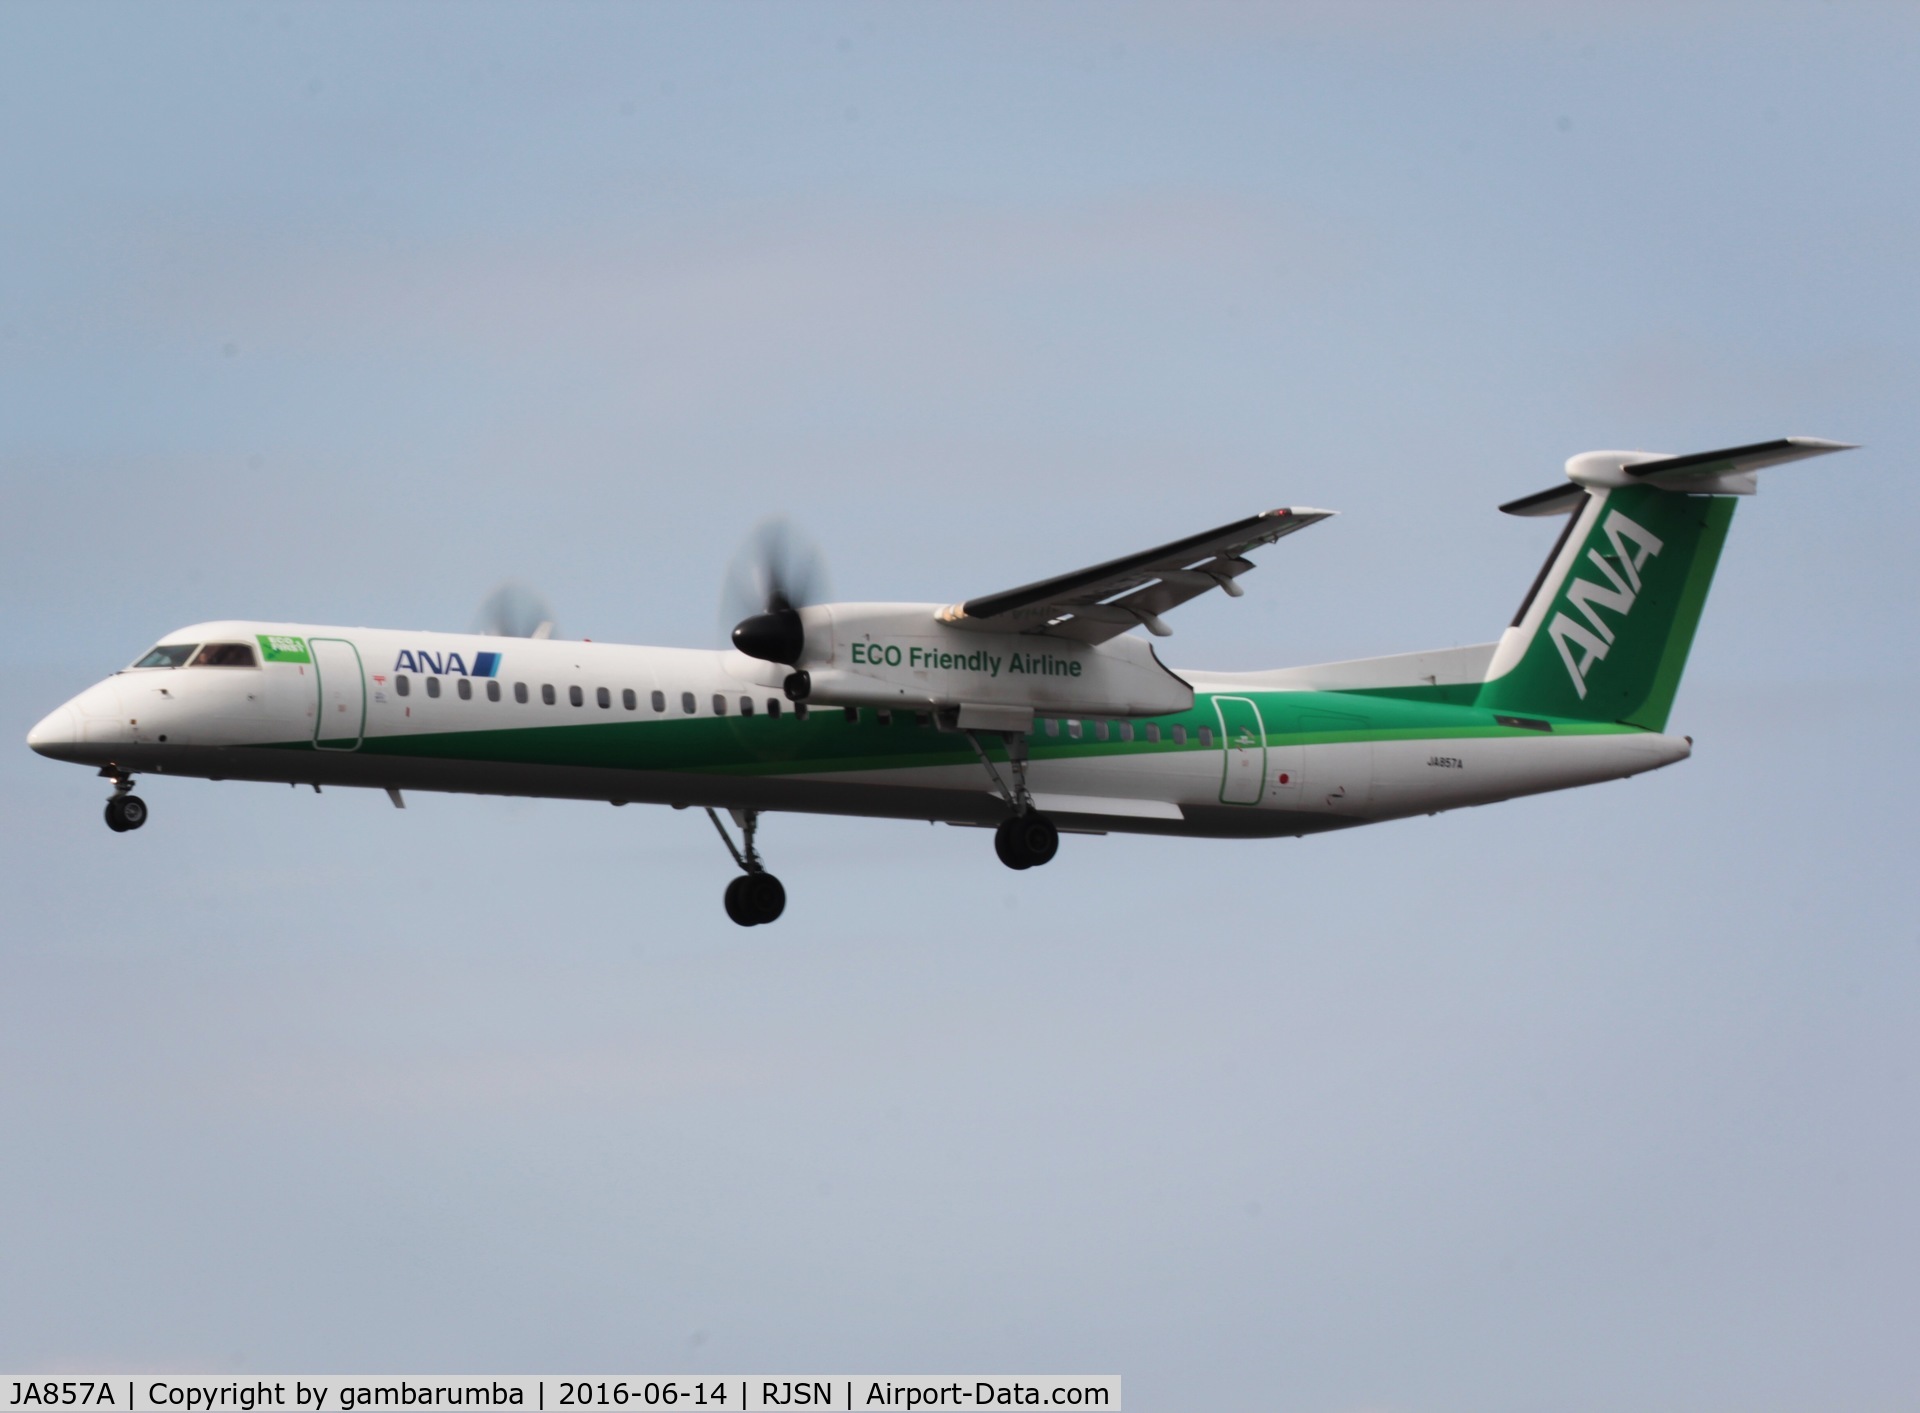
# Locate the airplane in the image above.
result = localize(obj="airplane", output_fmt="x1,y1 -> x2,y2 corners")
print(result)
27,437 -> 1852,926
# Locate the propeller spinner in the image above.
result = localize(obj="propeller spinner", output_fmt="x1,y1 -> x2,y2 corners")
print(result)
723,518 -> 828,696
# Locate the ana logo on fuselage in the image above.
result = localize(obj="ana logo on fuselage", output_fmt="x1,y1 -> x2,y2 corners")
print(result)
1546,508 -> 1664,699
394,649 -> 503,677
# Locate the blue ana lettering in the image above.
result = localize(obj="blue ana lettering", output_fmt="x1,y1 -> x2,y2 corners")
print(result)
393,648 -> 484,675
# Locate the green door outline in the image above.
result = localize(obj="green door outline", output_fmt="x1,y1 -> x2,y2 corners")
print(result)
1214,695 -> 1267,805
311,637 -> 366,751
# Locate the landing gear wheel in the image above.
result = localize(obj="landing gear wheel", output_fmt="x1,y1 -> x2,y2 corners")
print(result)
104,794 -> 147,833
994,811 -> 1057,870
743,872 -> 785,924
994,818 -> 1031,870
724,872 -> 787,926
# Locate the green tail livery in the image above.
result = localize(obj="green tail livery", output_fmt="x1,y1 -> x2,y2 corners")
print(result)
29,436 -> 1854,926
1479,482 -> 1736,732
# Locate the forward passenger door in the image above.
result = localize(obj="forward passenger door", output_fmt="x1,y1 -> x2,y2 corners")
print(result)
311,638 -> 366,751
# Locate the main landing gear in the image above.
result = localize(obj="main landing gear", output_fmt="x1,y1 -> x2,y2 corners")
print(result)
993,811 -> 1058,870
707,807 -> 786,926
965,729 -> 1059,872
101,768 -> 147,833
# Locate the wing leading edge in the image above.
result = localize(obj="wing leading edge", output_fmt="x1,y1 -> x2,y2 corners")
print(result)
941,507 -> 1335,643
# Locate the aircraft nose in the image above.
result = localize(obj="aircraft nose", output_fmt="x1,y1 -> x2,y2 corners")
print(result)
27,704 -> 80,759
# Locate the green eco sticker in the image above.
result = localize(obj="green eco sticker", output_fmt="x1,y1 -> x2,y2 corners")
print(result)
258,634 -> 312,664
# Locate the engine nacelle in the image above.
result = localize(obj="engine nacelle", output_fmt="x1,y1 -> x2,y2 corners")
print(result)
790,603 -> 1192,719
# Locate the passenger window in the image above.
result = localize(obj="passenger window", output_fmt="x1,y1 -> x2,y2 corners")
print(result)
794,702 -> 809,721
569,685 -> 584,707
542,684 -> 556,705
134,643 -> 197,669
1068,720 -> 1082,739
767,698 -> 781,718
190,642 -> 257,667
1145,723 -> 1159,743
1199,726 -> 1213,747
622,688 -> 636,711
426,677 -> 441,699
740,696 -> 754,716
712,694 -> 727,716
1045,718 -> 1059,737
457,678 -> 472,700
1095,721 -> 1109,741
877,709 -> 892,726
651,690 -> 666,712
596,686 -> 611,709
486,680 -> 500,702
682,692 -> 696,714
1119,722 -> 1134,742
1173,725 -> 1186,745
395,675 -> 411,697
844,706 -> 859,723
514,682 -> 529,704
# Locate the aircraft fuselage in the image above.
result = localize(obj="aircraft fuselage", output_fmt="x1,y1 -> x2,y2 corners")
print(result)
29,619 -> 1689,841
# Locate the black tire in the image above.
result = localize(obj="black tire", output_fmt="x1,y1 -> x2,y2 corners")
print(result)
742,872 -> 786,924
1016,811 -> 1058,867
724,875 -> 756,926
105,794 -> 147,833
994,816 -> 1033,870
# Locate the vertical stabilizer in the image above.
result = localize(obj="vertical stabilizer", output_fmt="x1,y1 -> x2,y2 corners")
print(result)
1478,438 -> 1851,730
1478,482 -> 1734,731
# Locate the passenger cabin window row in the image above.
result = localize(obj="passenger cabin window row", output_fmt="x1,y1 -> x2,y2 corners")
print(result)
388,675 -> 1223,749
388,673 -> 807,722
1043,717 -> 1193,745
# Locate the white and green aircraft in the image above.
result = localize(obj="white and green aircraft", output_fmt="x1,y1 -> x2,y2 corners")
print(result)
28,437 -> 1850,925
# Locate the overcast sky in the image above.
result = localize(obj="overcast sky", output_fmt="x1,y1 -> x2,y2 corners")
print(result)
3,4 -> 1916,1409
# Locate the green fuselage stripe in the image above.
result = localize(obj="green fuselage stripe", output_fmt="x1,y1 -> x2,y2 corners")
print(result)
245,688 -> 1639,777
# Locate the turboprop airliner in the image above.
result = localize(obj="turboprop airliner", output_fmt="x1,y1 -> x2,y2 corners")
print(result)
27,437 -> 1851,925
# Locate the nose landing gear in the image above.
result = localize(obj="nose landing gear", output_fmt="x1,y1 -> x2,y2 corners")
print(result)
724,871 -> 787,927
101,768 -> 147,832
706,807 -> 786,926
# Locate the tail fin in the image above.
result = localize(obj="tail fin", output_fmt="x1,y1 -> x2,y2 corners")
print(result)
1477,438 -> 1853,731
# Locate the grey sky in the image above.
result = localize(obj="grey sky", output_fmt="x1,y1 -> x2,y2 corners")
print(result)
3,4 -> 1916,1409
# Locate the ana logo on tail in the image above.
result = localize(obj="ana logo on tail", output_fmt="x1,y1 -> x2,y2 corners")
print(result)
1547,509 -> 1665,698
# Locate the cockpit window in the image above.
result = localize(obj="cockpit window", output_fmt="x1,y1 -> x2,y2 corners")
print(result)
133,644 -> 198,669
189,642 -> 258,667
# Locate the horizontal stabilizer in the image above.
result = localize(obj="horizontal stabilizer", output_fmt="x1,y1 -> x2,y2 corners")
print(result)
1501,484 -> 1588,517
1502,435 -> 1856,514
1628,436 -> 1857,488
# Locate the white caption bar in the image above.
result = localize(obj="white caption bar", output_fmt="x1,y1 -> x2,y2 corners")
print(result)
1,1378 -> 1120,1413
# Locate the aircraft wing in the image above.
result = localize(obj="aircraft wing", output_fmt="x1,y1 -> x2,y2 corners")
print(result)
941,507 -> 1335,643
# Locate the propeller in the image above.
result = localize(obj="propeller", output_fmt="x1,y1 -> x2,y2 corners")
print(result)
477,580 -> 557,640
723,517 -> 828,689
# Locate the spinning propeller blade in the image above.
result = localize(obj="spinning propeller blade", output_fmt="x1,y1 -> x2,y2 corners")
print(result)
723,517 -> 829,669
477,581 -> 557,640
